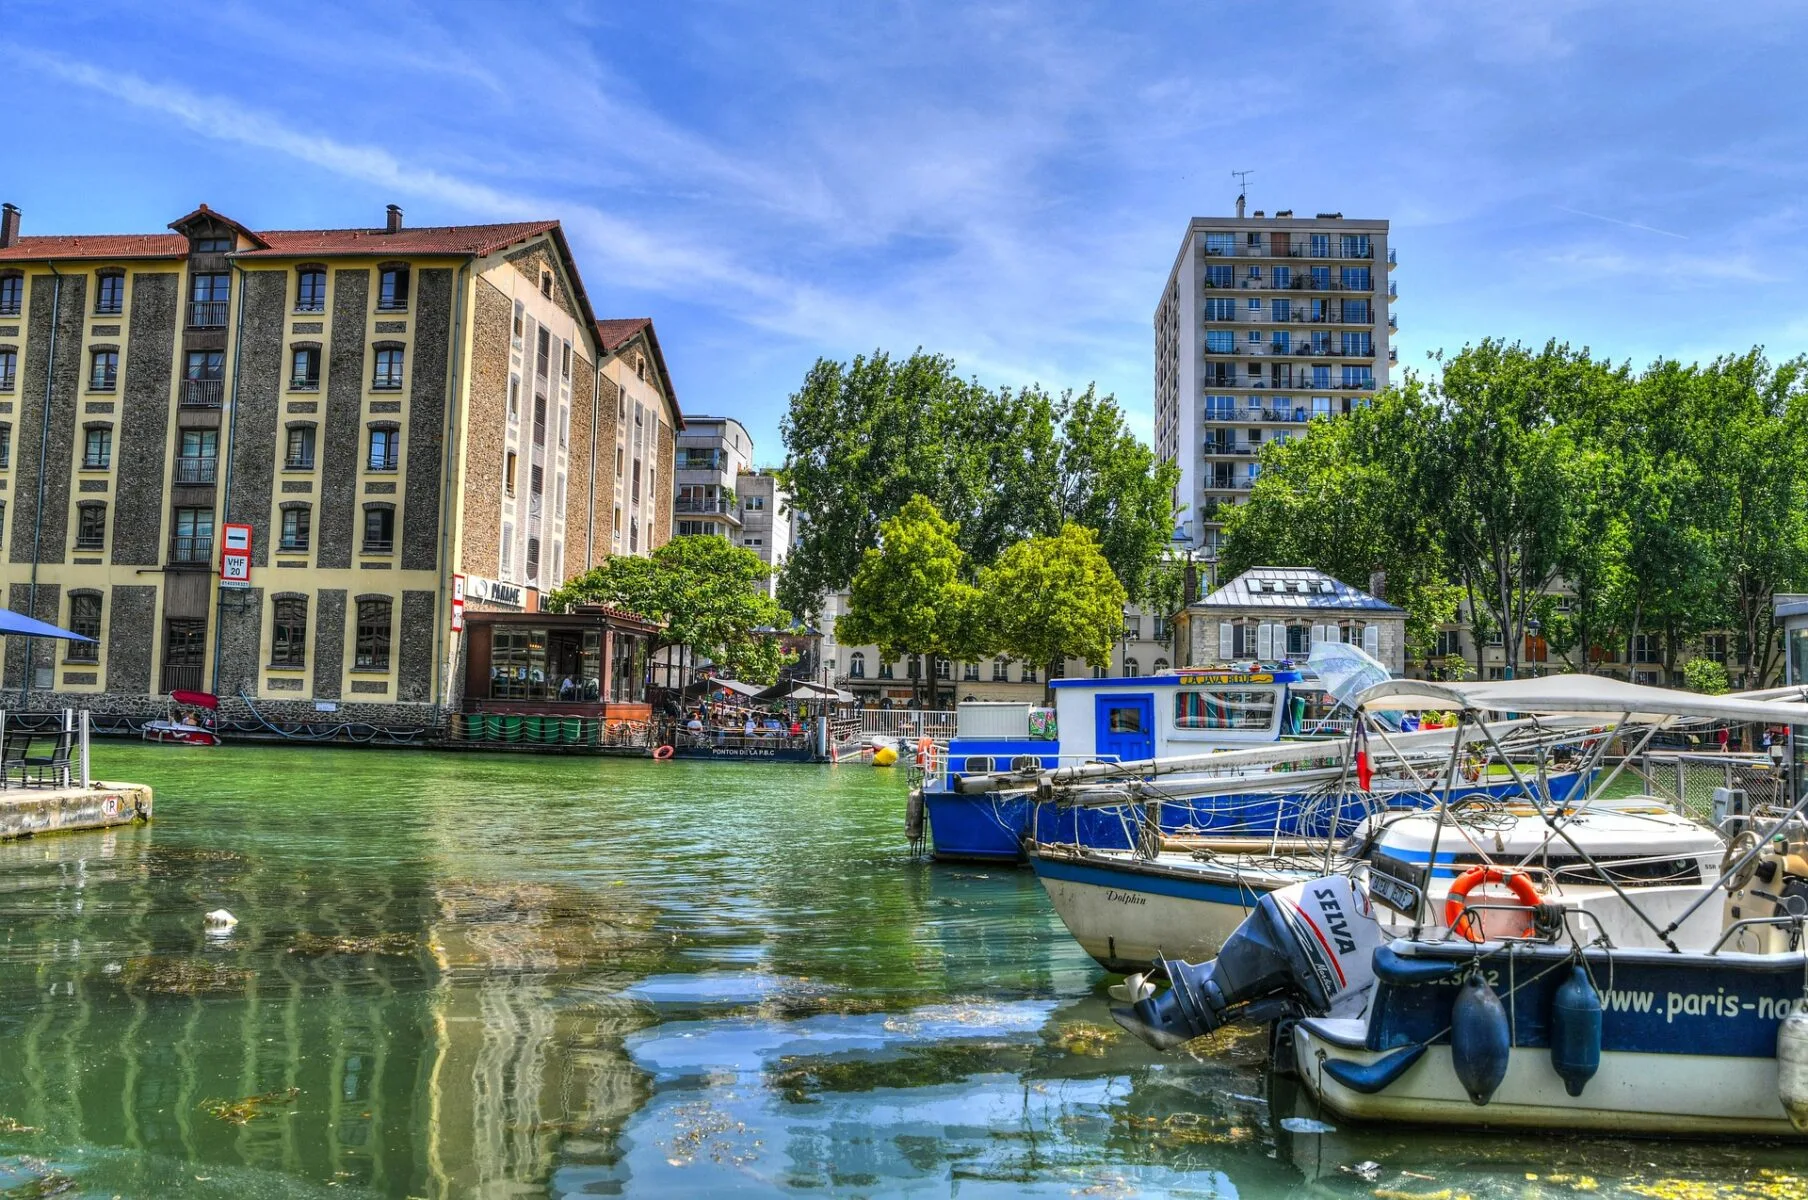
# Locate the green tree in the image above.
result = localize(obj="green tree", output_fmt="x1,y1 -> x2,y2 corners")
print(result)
1681,656 -> 1731,695
545,535 -> 791,683
1051,386 -> 1182,603
976,523 -> 1128,685
833,496 -> 980,707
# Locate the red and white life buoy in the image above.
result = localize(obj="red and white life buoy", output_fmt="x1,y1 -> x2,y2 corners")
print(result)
1444,866 -> 1540,942
652,744 -> 675,761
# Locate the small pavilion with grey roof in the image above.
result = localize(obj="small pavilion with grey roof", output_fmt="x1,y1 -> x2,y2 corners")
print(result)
1175,566 -> 1407,673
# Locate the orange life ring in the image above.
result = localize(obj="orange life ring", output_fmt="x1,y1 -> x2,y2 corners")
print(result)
915,736 -> 933,768
1443,866 -> 1540,942
652,744 -> 675,761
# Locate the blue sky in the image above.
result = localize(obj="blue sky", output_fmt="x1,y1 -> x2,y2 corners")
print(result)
5,2 -> 1804,459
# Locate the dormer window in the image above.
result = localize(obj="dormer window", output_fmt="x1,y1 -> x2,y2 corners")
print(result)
194,236 -> 231,253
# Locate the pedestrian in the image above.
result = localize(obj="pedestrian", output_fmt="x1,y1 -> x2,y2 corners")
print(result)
1718,725 -> 1730,753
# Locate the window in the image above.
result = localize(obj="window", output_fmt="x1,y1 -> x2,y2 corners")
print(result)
89,348 -> 118,391
1124,657 -> 1140,677
1703,633 -> 1729,664
1205,330 -> 1235,353
362,505 -> 395,554
1272,266 -> 1291,288
373,346 -> 403,390
1340,266 -> 1371,291
279,505 -> 311,552
75,503 -> 106,551
1153,658 -> 1170,674
1342,331 -> 1373,357
935,657 -> 951,680
186,349 -> 223,380
95,272 -> 124,315
285,425 -> 316,470
1271,298 -> 1291,321
561,340 -> 571,378
631,460 -> 641,503
1342,298 -> 1371,324
188,273 -> 229,327
743,537 -> 763,547
848,651 -> 865,679
290,345 -> 321,389
67,593 -> 102,661
354,599 -> 392,669
1204,298 -> 1236,321
1175,689 -> 1276,731
271,597 -> 308,666
1204,394 -> 1236,420
1204,233 -> 1235,256
368,425 -> 399,471
992,656 -> 1009,681
536,327 -> 551,378
1022,663 -> 1039,683
82,426 -> 111,469
1631,634 -> 1659,664
1271,330 -> 1290,353
0,348 -> 14,391
505,451 -> 518,496
1310,266 -> 1331,291
378,266 -> 410,311
1124,614 -> 1142,640
295,268 -> 326,313
1246,265 -> 1262,282
177,429 -> 216,483
1312,365 -> 1332,388
1205,264 -> 1233,288
0,423 -> 9,467
171,507 -> 213,562
526,536 -> 540,581
184,349 -> 223,407
0,274 -> 20,317
1247,298 -> 1262,312
193,236 -> 231,253
1342,365 -> 1373,390
540,270 -> 554,299
1341,234 -> 1371,259
745,495 -> 765,510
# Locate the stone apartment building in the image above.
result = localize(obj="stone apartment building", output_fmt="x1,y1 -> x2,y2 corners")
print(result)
734,469 -> 792,598
0,202 -> 678,722
1174,566 -> 1406,674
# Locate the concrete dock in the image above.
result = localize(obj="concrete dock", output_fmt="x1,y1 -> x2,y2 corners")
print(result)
0,783 -> 151,839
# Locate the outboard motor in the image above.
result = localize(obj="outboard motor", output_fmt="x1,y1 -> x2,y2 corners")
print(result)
1113,874 -> 1383,1050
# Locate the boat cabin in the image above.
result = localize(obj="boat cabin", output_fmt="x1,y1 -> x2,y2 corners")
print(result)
459,605 -> 661,722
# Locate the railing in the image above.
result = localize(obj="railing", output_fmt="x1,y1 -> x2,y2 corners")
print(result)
675,497 -> 732,514
1387,248 -> 1398,266
187,301 -> 228,328
1205,241 -> 1376,260
859,708 -> 960,741
181,379 -> 223,408
1387,281 -> 1398,299
290,376 -> 319,391
372,374 -> 403,391
363,538 -> 395,556
1630,751 -> 1784,823
174,456 -> 217,484
168,535 -> 212,564
448,713 -> 642,749
0,374 -> 14,391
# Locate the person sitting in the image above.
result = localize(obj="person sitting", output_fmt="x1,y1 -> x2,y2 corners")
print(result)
558,675 -> 576,701
743,717 -> 758,737
788,719 -> 802,736
687,712 -> 704,732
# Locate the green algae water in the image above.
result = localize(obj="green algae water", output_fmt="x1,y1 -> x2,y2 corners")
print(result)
0,745 -> 1799,1197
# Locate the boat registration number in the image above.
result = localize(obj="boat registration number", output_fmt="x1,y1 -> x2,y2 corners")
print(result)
1368,871 -> 1419,913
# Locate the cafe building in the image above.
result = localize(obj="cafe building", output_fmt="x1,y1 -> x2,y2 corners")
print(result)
455,605 -> 660,745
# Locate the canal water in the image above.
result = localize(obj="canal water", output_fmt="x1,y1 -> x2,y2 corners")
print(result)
0,745 -> 1798,1198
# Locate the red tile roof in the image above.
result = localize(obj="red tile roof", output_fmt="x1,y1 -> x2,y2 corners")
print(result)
0,218 -> 559,262
596,318 -> 684,429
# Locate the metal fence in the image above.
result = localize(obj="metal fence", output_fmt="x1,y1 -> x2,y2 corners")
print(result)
859,709 -> 959,741
1626,751 -> 1787,823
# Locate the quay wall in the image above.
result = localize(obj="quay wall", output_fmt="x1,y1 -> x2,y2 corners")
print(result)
0,783 -> 152,840
4,690 -> 442,731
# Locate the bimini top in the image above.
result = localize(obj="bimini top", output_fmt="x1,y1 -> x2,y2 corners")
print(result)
1354,675 -> 1808,726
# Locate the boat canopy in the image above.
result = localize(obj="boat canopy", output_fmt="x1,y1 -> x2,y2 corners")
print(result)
169,689 -> 219,709
1354,675 -> 1808,726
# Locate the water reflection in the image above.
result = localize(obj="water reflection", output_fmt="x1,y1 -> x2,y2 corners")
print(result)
0,748 -> 1797,1197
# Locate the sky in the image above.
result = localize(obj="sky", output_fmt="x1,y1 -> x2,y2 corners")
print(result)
5,1 -> 1806,460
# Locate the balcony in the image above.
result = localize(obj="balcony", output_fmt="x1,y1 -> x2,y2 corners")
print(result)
675,496 -> 733,515
1387,314 -> 1398,331
1387,281 -> 1398,300
1387,247 -> 1398,268
1209,240 -> 1376,260
187,300 -> 228,329
181,379 -> 223,408
1388,348 -> 1399,364
168,535 -> 213,565
174,456 -> 218,484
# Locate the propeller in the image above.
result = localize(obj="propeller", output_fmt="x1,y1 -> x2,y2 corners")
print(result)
1108,971 -> 1155,1004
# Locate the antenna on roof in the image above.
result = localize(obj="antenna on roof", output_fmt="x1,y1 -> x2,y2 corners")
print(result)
1232,170 -> 1253,218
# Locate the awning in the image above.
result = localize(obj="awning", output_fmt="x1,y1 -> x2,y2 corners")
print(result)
0,607 -> 93,642
685,677 -> 766,699
1354,675 -> 1808,726
755,680 -> 855,704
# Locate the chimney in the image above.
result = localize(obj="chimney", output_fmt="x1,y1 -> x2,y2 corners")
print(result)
1368,570 -> 1387,601
0,204 -> 18,250
1235,193 -> 1246,218
385,204 -> 403,234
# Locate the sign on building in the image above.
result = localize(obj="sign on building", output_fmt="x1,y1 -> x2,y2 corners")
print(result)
451,574 -> 466,632
220,523 -> 253,589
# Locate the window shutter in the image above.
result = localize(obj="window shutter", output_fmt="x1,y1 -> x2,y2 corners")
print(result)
1256,623 -> 1274,660
1363,625 -> 1379,656
1218,622 -> 1233,660
1311,624 -> 1330,645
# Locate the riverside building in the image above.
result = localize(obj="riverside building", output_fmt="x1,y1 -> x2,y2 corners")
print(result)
1154,201 -> 1395,573
0,202 -> 680,725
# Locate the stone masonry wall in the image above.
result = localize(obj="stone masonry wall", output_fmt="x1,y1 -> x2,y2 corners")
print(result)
3,582 -> 60,689
104,584 -> 158,694
10,273 -> 85,563
592,373 -> 621,566
652,419 -> 674,550
401,267 -> 452,571
460,277 -> 511,578
562,349 -> 595,575
317,268 -> 369,569
502,243 -> 576,321
112,272 -> 177,566
228,270 -> 287,566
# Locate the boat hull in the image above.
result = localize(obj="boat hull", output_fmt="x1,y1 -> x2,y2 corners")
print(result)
1032,849 -> 1287,972
924,772 -> 1587,863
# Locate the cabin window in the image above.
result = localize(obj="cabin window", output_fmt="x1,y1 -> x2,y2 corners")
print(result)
963,756 -> 994,775
1174,688 -> 1276,731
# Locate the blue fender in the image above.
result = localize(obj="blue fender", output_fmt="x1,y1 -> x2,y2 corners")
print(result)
1321,1043 -> 1429,1094
1549,964 -> 1602,1097
1451,969 -> 1511,1105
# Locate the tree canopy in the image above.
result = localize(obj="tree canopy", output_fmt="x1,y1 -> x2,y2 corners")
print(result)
777,350 -> 1177,614
834,496 -> 981,669
544,535 -> 791,683
1223,340 -> 1808,685
976,522 -> 1129,672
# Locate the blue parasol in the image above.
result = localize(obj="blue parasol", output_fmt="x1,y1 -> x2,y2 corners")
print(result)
0,608 -> 94,642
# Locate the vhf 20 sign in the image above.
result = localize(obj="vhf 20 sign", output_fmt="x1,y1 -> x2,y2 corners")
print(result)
220,523 -> 253,589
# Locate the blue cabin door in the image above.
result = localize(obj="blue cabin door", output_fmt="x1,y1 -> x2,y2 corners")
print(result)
1095,694 -> 1155,763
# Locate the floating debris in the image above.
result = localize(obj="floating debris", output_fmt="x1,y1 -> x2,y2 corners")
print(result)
203,909 -> 238,929
1343,1161 -> 1383,1183
1047,1021 -> 1121,1057
119,956 -> 253,995
1280,1115 -> 1336,1133
0,1118 -> 39,1135
288,932 -> 418,957
202,1087 -> 301,1126
1,1169 -> 76,1197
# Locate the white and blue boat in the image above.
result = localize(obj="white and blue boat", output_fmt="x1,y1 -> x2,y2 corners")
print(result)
1111,675 -> 1808,1137
917,666 -> 1585,862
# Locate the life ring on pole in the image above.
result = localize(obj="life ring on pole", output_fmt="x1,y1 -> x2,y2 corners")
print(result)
1444,866 -> 1540,942
915,736 -> 936,773
653,744 -> 675,761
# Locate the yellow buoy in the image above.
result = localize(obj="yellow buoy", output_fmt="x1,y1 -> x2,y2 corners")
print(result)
872,744 -> 899,767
